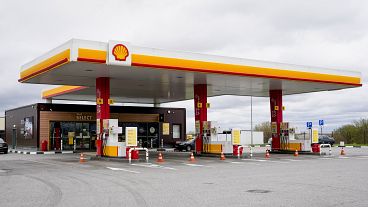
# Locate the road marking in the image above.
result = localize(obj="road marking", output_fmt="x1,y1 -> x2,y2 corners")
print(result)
338,156 -> 350,159
131,163 -> 177,171
241,159 -> 288,164
106,167 -> 140,174
230,161 -> 261,165
185,163 -> 205,167
282,159 -> 303,162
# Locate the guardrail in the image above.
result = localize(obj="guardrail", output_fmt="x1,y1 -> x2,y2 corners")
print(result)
128,147 -> 149,164
238,145 -> 253,159
319,144 -> 332,156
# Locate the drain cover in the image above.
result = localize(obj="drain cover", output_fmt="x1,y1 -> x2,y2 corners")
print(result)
247,189 -> 271,194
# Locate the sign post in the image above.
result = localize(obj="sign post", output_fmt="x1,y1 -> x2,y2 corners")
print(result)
307,122 -> 313,145
319,120 -> 324,135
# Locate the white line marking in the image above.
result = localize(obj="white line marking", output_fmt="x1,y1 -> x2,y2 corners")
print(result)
338,156 -> 350,159
131,163 -> 177,171
282,159 -> 303,162
106,167 -> 140,174
185,163 -> 205,167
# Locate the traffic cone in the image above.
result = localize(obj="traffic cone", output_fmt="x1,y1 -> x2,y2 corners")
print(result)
79,153 -> 86,163
340,148 -> 346,155
189,152 -> 196,162
294,149 -> 299,157
220,152 -> 226,160
265,150 -> 270,158
157,152 -> 164,163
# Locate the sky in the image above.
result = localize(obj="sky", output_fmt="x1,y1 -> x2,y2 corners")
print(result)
1,0 -> 367,133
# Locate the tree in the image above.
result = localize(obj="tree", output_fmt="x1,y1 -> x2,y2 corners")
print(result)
333,118 -> 368,144
254,121 -> 272,143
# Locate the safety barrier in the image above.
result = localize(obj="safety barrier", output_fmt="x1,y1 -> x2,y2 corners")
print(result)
319,144 -> 332,156
238,145 -> 253,159
128,147 -> 149,164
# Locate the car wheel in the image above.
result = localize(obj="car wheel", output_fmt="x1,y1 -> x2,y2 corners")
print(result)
186,145 -> 192,152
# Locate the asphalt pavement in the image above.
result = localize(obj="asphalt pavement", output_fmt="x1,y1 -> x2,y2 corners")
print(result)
0,147 -> 368,207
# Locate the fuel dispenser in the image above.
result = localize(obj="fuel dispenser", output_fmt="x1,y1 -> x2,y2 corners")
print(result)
100,119 -> 125,157
280,122 -> 289,150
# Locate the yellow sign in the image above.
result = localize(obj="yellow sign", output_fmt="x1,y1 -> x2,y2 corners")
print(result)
232,129 -> 241,145
126,127 -> 137,146
162,123 -> 170,135
68,132 -> 75,145
96,98 -> 103,105
206,103 -> 211,108
197,102 -> 202,108
312,128 -> 319,143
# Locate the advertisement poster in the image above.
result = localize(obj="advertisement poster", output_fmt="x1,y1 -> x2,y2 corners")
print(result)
24,117 -> 33,139
126,127 -> 137,146
232,128 -> 241,145
162,123 -> 170,135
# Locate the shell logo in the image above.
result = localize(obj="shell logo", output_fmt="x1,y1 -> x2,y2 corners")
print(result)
112,44 -> 129,61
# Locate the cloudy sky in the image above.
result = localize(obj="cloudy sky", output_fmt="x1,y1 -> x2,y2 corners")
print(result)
1,0 -> 367,133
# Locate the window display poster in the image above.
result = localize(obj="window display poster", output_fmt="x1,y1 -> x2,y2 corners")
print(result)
163,123 -> 170,135
126,127 -> 137,146
24,117 -> 33,139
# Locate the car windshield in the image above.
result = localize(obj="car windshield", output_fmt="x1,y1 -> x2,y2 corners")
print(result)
0,138 -> 4,143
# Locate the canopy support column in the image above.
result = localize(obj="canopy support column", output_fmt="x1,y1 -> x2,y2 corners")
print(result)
270,90 -> 283,151
96,77 -> 110,156
194,84 -> 207,154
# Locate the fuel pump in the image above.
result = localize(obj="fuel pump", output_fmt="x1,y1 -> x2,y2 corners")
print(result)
280,122 -> 289,150
202,121 -> 211,153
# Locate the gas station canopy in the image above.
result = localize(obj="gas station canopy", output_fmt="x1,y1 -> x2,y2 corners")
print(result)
19,39 -> 362,104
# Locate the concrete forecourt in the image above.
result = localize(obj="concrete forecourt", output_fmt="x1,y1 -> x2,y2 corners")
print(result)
1,148 -> 368,207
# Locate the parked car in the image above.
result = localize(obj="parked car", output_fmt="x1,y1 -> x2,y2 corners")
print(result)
318,135 -> 335,146
175,138 -> 196,151
0,138 -> 8,154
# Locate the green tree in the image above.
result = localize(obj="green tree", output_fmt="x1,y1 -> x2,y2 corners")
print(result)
254,121 -> 272,143
333,118 -> 368,145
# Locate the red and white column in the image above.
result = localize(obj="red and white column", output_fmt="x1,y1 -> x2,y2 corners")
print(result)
194,84 -> 207,154
96,77 -> 110,156
270,90 -> 283,151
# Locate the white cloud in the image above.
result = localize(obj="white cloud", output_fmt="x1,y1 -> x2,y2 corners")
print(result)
0,0 -> 367,133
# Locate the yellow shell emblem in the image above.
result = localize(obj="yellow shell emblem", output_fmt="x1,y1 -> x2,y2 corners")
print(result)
112,44 -> 129,61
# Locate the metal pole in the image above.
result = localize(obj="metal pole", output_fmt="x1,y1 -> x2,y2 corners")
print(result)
250,96 -> 253,145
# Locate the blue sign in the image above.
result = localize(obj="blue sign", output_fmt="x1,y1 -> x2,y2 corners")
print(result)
319,120 -> 324,126
307,122 -> 312,128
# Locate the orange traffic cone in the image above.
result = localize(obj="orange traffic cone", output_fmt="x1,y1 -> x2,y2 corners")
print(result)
220,152 -> 226,160
340,148 -> 346,155
294,149 -> 299,157
157,152 -> 164,163
79,153 -> 86,163
265,150 -> 270,158
189,152 -> 196,162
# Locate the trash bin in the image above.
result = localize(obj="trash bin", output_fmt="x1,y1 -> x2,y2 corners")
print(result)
41,140 -> 48,152
311,144 -> 320,153
233,145 -> 243,156
126,147 -> 139,160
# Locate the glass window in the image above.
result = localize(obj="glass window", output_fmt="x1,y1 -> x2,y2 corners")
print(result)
173,124 -> 180,139
76,123 -> 83,138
